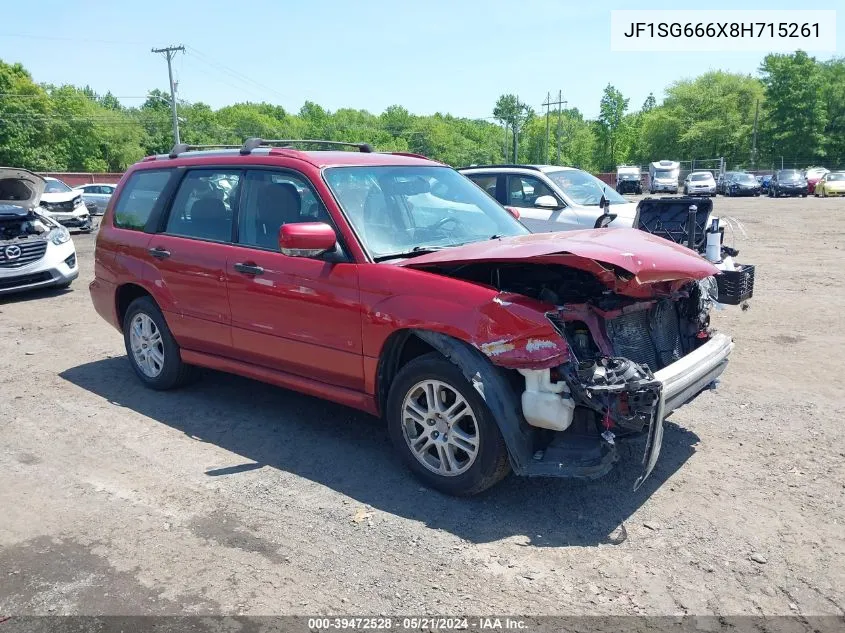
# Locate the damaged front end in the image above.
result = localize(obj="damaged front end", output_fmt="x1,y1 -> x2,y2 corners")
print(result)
529,283 -> 733,488
402,231 -> 734,488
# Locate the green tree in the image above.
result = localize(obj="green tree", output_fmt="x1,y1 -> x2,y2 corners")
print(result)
493,94 -> 533,163
759,51 -> 826,164
0,61 -> 55,169
596,84 -> 629,170
819,58 -> 845,165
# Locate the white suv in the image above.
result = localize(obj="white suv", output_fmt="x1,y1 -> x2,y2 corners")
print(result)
40,177 -> 93,232
458,165 -> 638,233
0,168 -> 79,295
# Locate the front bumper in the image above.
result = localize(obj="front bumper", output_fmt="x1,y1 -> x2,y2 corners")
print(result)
634,332 -> 733,488
729,187 -> 759,196
43,207 -> 92,230
688,186 -> 716,195
652,182 -> 678,192
0,240 -> 79,296
655,332 -> 733,417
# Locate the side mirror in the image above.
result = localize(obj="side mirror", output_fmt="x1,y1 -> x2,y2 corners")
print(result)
534,195 -> 561,209
504,205 -> 521,219
279,222 -> 337,258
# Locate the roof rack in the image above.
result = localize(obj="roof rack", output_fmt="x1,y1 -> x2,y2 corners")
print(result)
168,143 -> 240,159
240,138 -> 373,155
455,164 -> 542,171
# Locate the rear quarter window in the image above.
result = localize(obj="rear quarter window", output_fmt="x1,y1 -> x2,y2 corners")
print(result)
113,170 -> 172,230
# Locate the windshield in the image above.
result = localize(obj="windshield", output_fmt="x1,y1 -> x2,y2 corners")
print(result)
735,174 -> 757,184
545,169 -> 627,206
827,173 -> 845,181
778,170 -> 803,181
323,166 -> 528,260
44,179 -> 72,193
690,173 -> 712,181
654,170 -> 676,179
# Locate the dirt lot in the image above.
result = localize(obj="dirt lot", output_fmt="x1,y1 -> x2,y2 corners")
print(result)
1,194 -> 843,617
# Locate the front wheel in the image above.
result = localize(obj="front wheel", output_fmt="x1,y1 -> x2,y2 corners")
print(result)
386,353 -> 511,496
123,296 -> 193,390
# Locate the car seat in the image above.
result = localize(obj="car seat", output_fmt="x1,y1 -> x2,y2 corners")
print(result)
255,182 -> 301,249
189,197 -> 231,242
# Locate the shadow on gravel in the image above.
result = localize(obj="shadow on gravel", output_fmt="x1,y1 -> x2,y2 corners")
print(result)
0,286 -> 74,305
61,357 -> 699,547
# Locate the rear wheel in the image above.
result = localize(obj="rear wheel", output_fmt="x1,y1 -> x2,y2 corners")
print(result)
386,353 -> 510,496
123,296 -> 193,390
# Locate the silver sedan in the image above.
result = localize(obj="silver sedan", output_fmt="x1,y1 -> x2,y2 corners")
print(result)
76,183 -> 117,215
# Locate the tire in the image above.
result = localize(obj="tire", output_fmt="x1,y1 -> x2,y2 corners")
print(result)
386,353 -> 510,496
801,194 -> 807,198
123,296 -> 193,390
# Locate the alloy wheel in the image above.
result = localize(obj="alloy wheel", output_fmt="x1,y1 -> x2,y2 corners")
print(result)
129,313 -> 164,377
401,379 -> 479,477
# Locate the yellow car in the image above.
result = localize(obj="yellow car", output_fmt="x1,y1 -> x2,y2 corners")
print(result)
815,172 -> 845,197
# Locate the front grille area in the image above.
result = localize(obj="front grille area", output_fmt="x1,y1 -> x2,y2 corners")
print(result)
0,271 -> 52,290
0,240 -> 48,268
605,300 -> 683,371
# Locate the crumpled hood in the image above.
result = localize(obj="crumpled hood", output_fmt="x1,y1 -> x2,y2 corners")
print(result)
400,228 -> 719,296
0,167 -> 46,208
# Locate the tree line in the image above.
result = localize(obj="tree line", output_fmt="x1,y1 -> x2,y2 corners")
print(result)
1,51 -> 842,175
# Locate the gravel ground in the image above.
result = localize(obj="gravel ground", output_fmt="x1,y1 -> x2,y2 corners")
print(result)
1,194 -> 843,617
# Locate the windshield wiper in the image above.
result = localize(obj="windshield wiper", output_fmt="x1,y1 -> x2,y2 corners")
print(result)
373,245 -> 447,262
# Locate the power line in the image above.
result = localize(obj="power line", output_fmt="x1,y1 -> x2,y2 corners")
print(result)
186,46 -> 290,103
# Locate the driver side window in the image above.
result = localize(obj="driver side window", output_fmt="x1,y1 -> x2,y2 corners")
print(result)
507,176 -> 556,208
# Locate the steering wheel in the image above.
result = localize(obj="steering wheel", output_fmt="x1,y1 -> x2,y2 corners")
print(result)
432,216 -> 465,234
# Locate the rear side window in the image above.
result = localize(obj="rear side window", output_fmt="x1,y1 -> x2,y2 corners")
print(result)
466,174 -> 498,200
113,170 -> 172,230
165,170 -> 241,242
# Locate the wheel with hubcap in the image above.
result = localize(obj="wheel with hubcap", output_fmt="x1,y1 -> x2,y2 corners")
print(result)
123,296 -> 192,390
387,353 -> 510,496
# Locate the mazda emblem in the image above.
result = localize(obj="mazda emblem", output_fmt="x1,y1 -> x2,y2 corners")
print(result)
4,244 -> 22,260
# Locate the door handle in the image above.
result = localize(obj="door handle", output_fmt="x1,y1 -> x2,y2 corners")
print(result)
148,247 -> 171,259
234,262 -> 264,275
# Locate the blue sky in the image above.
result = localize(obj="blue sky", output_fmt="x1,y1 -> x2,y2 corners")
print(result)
1,0 -> 840,120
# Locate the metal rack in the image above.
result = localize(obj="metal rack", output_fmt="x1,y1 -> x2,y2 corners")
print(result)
239,138 -> 373,155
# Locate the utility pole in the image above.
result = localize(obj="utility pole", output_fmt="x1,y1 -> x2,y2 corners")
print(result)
151,45 -> 185,146
543,92 -> 551,164
556,90 -> 563,164
751,99 -> 759,171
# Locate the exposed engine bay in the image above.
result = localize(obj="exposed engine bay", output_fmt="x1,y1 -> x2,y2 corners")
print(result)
424,259 -> 724,486
0,209 -> 52,242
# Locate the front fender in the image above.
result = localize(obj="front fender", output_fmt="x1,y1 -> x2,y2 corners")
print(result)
366,285 -> 570,370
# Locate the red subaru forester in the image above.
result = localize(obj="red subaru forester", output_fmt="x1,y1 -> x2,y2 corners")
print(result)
91,139 -> 733,495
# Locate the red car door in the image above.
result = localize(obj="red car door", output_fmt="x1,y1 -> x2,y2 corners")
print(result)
225,169 -> 364,390
144,169 -> 243,357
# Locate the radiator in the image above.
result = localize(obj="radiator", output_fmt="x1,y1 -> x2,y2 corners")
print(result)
605,301 -> 683,371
